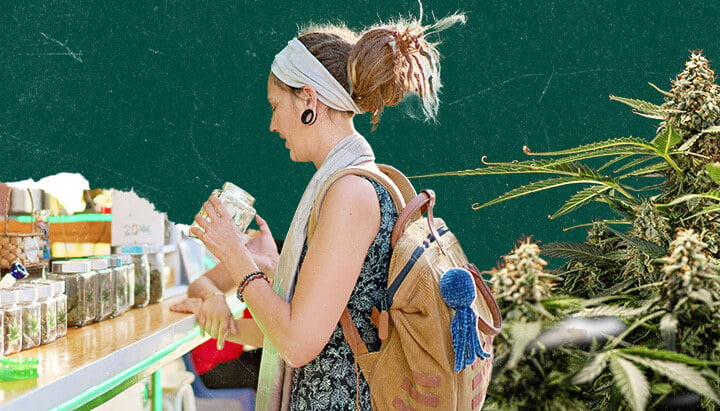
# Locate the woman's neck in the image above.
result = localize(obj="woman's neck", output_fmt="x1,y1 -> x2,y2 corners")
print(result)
310,120 -> 358,169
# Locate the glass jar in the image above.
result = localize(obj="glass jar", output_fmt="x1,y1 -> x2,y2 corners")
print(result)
0,289 -> 22,355
48,260 -> 97,327
121,253 -> 135,309
0,294 -> 4,355
116,246 -> 150,308
106,255 -> 128,317
52,279 -> 68,337
29,282 -> 56,345
189,182 -> 256,236
148,249 -> 165,304
17,286 -> 41,350
88,257 -> 113,322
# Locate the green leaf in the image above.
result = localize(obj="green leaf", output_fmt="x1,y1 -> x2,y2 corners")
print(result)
656,190 -> 720,207
648,82 -> 672,97
540,296 -> 586,312
606,226 -> 667,258
659,313 -> 677,351
507,320 -> 543,369
609,95 -> 669,120
620,354 -> 720,405
618,346 -> 720,367
612,155 -> 657,173
700,125 -> 720,134
472,177 -> 622,210
573,352 -> 610,385
652,124 -> 682,154
571,305 -> 649,319
523,137 -> 658,157
688,204 -> 720,219
540,241 -> 613,264
551,185 -> 612,219
415,159 -> 600,178
599,153 -> 634,172
706,162 -> 720,185
609,355 -> 650,411
619,161 -> 669,178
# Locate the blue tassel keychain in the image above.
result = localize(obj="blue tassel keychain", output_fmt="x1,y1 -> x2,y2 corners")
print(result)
0,262 -> 29,289
439,267 -> 491,373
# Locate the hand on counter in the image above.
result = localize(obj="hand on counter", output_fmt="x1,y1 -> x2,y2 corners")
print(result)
170,294 -> 237,350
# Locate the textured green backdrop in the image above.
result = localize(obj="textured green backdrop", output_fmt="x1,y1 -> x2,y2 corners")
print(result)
2,1 -> 719,269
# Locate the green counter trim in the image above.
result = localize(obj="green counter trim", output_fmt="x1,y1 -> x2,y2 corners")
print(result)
53,326 -> 204,410
14,213 -> 113,223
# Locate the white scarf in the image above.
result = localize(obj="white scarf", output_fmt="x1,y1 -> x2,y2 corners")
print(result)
255,133 -> 375,410
271,38 -> 363,114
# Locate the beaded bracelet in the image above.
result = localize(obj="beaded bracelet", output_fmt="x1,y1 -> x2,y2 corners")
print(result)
236,270 -> 269,303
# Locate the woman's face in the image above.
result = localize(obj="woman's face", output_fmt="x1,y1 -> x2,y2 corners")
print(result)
267,76 -> 308,162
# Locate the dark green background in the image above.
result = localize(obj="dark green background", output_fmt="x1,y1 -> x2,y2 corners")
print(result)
2,1 -> 718,270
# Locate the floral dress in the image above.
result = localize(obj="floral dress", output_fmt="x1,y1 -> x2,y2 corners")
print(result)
290,179 -> 397,410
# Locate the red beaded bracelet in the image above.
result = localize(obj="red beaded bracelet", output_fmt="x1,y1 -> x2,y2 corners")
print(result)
236,271 -> 269,303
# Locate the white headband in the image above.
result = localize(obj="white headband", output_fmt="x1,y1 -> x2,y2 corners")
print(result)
271,38 -> 363,114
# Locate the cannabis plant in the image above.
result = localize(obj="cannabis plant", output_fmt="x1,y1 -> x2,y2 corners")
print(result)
424,51 -> 720,410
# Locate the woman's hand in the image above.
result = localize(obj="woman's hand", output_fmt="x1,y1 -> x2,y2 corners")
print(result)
170,297 -> 203,314
190,195 -> 247,266
171,294 -> 237,349
243,215 -> 280,276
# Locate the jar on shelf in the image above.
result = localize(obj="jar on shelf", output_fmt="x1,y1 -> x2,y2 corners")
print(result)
189,182 -> 256,236
106,255 -> 128,317
114,246 -> 150,308
88,257 -> 113,322
50,279 -> 68,338
48,260 -> 97,327
121,253 -> 135,309
16,286 -> 41,350
0,294 -> 4,355
148,249 -> 165,304
30,281 -> 57,345
0,288 -> 21,355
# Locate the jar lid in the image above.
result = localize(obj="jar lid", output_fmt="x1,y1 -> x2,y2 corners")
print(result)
32,279 -> 64,295
87,257 -> 109,270
17,286 -> 38,302
33,283 -> 53,299
105,255 -> 124,267
0,289 -> 19,305
52,260 -> 92,273
222,182 -> 256,206
114,245 -> 146,255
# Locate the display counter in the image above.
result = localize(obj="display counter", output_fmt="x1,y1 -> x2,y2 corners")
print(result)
0,291 -> 205,410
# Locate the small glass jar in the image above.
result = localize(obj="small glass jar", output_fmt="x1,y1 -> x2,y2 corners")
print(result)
106,255 -> 127,317
189,182 -> 256,236
89,257 -> 113,322
148,249 -> 165,304
51,279 -> 68,338
0,289 -> 22,355
31,281 -> 57,344
118,247 -> 150,308
121,253 -> 135,309
48,260 -> 97,327
0,294 -> 4,355
17,286 -> 41,350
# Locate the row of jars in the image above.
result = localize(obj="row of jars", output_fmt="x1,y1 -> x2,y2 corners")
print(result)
0,280 -> 67,355
46,247 -> 166,328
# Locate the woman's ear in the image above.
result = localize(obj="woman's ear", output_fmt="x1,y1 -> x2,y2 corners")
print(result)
301,85 -> 318,110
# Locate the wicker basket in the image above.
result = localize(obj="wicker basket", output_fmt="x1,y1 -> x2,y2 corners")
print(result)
1,188 -> 44,269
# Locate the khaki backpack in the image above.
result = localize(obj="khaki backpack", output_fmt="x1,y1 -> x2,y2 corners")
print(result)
309,163 -> 502,410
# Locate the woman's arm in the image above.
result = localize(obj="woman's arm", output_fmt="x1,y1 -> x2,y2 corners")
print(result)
196,175 -> 380,367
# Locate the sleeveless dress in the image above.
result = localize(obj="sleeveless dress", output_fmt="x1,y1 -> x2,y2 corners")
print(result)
289,179 -> 397,410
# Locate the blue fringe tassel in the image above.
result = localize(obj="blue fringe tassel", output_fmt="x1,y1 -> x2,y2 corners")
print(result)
439,267 -> 491,373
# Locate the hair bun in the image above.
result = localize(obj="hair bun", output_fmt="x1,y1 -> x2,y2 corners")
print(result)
349,13 -> 465,129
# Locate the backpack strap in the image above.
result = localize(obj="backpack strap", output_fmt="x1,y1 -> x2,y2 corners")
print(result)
307,163 -> 412,358
308,163 -> 410,241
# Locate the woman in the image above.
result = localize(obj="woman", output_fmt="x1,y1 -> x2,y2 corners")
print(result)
172,13 -> 464,410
